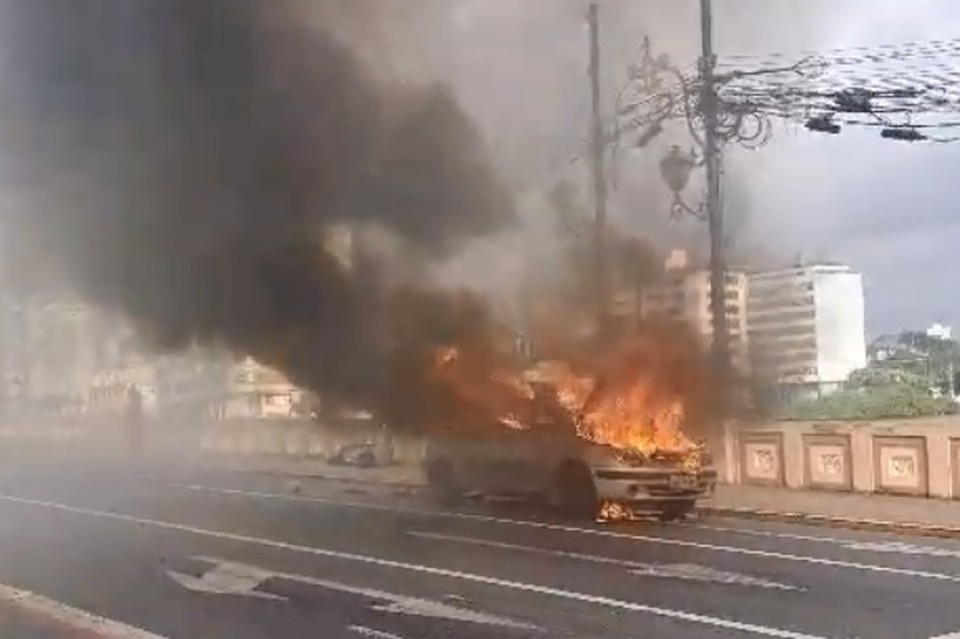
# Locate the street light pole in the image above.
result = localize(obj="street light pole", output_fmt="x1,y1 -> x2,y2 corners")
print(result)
587,2 -> 609,341
698,0 -> 730,388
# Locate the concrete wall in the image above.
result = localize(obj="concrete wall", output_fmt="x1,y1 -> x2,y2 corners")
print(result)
197,418 -> 425,465
724,416 -> 960,499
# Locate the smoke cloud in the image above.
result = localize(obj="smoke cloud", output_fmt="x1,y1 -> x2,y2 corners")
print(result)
0,0 -> 515,411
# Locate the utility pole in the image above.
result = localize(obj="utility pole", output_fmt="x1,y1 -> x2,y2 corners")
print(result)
587,2 -> 609,342
698,0 -> 730,390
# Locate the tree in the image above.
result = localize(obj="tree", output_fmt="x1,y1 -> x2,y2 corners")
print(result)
780,384 -> 956,421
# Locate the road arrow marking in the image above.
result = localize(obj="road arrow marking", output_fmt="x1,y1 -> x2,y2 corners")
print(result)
166,561 -> 285,601
172,556 -> 538,631
630,563 -> 799,590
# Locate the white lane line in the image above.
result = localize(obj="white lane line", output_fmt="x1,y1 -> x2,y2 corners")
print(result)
349,626 -> 405,639
0,583 -> 168,638
929,632 -> 960,639
682,524 -> 960,557
174,484 -> 960,583
693,523 -> 960,558
411,530 -> 643,569
0,492 -> 824,639
690,523 -> 859,544
410,531 -> 801,591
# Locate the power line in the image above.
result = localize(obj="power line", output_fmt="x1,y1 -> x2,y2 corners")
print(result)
717,37 -> 960,70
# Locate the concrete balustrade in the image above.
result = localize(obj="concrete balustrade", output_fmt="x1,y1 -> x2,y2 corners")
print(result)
724,416 -> 960,499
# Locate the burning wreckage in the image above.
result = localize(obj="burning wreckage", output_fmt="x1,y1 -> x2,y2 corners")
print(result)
420,319 -> 719,522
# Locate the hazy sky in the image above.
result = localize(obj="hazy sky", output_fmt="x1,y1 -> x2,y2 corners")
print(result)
414,0 -> 960,338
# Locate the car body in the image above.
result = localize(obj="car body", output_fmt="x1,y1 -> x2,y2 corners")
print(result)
422,414 -> 717,520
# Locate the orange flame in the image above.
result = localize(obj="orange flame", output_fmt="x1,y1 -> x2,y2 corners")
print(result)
425,318 -> 708,456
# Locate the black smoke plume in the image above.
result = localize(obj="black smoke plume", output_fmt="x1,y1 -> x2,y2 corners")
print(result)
0,0 -> 514,412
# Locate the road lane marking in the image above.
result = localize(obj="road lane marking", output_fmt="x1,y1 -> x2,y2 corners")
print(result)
349,626 -> 405,639
172,556 -> 537,630
0,583 -> 167,638
410,531 -> 801,590
693,523 -> 960,558
929,632 -> 960,639
0,493 -> 824,639
174,484 -> 960,583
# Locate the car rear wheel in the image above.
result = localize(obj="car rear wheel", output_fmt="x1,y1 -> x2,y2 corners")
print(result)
551,462 -> 598,519
425,460 -> 463,507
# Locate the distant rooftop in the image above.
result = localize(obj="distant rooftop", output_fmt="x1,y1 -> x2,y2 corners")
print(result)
747,262 -> 858,278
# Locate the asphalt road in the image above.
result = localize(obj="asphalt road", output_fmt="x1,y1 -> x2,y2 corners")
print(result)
2,452 -> 960,638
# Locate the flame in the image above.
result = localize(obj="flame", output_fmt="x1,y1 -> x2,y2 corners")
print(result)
423,318 -> 708,457
524,323 -> 704,455
597,500 -> 633,523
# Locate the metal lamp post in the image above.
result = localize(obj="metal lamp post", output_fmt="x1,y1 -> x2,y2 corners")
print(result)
615,2 -> 773,406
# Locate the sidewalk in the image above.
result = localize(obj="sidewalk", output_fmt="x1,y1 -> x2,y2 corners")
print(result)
236,457 -> 960,537
236,458 -> 425,488
701,484 -> 960,537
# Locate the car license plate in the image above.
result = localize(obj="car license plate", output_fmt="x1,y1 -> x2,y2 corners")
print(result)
670,475 -> 696,490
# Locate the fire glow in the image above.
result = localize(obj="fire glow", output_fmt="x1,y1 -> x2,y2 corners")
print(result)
428,319 -> 710,457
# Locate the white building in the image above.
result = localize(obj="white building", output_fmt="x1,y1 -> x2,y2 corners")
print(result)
927,323 -> 953,341
747,263 -> 866,396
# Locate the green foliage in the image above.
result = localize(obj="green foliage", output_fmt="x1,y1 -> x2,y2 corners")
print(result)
780,384 -> 957,421
847,366 -> 929,391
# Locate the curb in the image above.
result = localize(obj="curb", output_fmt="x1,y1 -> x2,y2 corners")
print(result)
248,468 -> 424,492
696,505 -> 960,539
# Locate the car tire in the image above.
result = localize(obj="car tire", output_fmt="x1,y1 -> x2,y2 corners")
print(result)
553,461 -> 598,520
425,460 -> 463,507
658,501 -> 694,522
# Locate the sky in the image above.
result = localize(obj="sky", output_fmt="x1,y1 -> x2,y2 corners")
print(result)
396,0 -> 960,339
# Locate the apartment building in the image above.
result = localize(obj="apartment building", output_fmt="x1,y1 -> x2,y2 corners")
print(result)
747,263 -> 866,396
640,250 -> 750,374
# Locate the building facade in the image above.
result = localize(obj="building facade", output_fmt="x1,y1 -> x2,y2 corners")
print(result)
747,263 -> 866,397
639,251 -> 750,374
157,350 -> 310,420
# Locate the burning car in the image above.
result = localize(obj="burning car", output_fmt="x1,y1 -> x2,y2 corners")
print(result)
423,381 -> 717,521
420,320 -> 718,521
